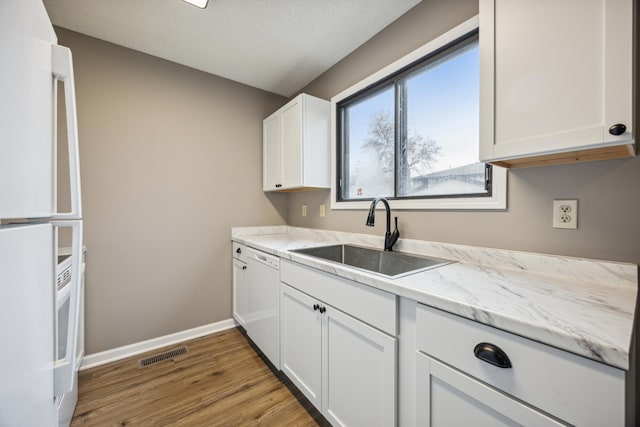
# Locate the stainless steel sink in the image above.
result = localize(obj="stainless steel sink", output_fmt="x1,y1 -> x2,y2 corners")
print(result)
292,244 -> 453,278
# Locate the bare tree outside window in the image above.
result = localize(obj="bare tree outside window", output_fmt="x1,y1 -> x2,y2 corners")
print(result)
363,109 -> 442,193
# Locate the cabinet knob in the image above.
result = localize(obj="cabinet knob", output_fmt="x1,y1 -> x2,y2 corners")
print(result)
236,248 -> 242,254
319,306 -> 326,314
313,304 -> 320,311
609,123 -> 627,136
242,265 -> 247,270
473,342 -> 512,369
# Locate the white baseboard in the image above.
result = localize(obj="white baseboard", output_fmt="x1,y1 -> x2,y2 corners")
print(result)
80,318 -> 238,370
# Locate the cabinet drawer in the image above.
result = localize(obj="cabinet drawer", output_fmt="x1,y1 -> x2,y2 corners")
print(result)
281,260 -> 397,336
416,304 -> 625,426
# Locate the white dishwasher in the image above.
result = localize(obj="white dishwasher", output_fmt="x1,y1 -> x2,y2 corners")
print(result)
245,247 -> 280,369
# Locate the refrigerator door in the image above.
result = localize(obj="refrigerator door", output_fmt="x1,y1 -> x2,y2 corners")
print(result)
0,0 -> 82,221
0,1 -> 57,219
0,224 -> 57,426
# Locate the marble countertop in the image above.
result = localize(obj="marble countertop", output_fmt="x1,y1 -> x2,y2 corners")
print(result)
231,226 -> 638,370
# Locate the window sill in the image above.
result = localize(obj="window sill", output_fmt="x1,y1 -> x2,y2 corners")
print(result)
330,167 -> 507,211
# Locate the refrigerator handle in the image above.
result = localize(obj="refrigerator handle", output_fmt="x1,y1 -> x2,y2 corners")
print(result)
52,220 -> 83,396
51,45 -> 82,220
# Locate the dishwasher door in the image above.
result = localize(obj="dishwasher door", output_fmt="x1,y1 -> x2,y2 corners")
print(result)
245,247 -> 280,369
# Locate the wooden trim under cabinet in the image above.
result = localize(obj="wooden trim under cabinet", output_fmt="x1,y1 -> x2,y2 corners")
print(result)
271,186 -> 328,193
489,143 -> 636,169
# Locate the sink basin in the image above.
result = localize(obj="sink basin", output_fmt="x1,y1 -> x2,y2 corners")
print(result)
292,244 -> 453,278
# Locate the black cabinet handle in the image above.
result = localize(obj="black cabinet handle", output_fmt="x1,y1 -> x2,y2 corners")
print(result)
236,248 -> 241,254
609,123 -> 626,136
312,304 -> 326,313
473,342 -> 512,369
242,265 -> 246,270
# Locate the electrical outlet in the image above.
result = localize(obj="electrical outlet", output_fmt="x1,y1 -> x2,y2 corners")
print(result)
553,200 -> 578,229
301,204 -> 307,217
319,204 -> 325,217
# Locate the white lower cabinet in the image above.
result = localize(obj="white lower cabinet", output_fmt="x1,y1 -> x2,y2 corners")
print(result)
231,243 -> 247,327
415,303 -> 627,427
281,283 -> 397,426
416,353 -> 563,426
231,248 -> 633,426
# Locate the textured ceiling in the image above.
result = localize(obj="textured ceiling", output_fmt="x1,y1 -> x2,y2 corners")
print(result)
43,0 -> 421,96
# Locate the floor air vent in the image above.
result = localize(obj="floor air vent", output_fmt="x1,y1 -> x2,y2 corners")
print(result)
138,346 -> 188,368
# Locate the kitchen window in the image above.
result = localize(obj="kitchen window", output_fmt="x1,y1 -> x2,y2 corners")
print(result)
331,16 -> 506,210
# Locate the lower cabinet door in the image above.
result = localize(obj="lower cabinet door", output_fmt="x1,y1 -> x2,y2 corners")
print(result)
232,258 -> 247,327
323,306 -> 397,427
416,353 -> 566,426
280,284 -> 322,408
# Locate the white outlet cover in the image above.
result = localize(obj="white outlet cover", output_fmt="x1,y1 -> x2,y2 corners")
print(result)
553,200 -> 578,229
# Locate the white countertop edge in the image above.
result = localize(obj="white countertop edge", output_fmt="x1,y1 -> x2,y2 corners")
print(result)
231,226 -> 637,370
232,226 -> 637,288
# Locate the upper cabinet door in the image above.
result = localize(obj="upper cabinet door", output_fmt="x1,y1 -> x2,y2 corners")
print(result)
263,113 -> 283,191
281,99 -> 303,189
479,0 -> 634,168
0,1 -> 57,219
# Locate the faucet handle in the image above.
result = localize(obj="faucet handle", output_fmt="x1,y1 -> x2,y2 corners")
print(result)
385,217 -> 400,251
393,216 -> 400,238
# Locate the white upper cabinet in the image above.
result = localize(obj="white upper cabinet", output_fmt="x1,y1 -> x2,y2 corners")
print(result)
479,0 -> 635,168
263,93 -> 330,191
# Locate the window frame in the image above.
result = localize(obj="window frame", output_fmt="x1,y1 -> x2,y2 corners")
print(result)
330,15 -> 507,211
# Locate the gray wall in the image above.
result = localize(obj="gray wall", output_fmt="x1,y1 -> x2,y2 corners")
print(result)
288,0 -> 640,265
56,29 -> 288,354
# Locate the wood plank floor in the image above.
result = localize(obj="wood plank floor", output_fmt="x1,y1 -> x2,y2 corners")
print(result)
71,327 -> 330,426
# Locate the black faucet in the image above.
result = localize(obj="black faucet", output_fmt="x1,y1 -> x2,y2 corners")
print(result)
366,196 -> 400,251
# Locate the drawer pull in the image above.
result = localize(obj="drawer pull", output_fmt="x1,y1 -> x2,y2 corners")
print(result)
473,342 -> 512,369
609,123 -> 626,136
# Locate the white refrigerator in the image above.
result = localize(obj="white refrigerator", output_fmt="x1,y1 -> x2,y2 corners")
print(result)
0,0 -> 84,426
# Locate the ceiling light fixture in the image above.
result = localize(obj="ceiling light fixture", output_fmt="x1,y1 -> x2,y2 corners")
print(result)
182,0 -> 208,8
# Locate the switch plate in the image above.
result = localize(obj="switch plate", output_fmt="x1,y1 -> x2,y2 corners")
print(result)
302,204 -> 307,217
553,200 -> 578,229
319,204 -> 325,217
